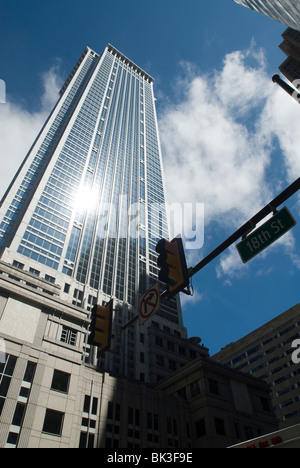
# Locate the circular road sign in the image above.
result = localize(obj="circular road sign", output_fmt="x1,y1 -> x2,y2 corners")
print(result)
139,284 -> 160,325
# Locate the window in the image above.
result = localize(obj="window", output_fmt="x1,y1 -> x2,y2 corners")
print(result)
23,361 -> 36,383
7,432 -> 19,445
19,386 -> 29,398
167,340 -> 175,352
190,380 -> 201,397
214,417 -> 226,436
128,407 -> 140,426
72,288 -> 83,306
82,417 -> 96,429
0,354 -> 17,417
45,274 -> 55,283
83,395 -> 98,415
135,409 -> 140,426
156,355 -> 164,367
12,402 -> 26,426
60,326 -> 77,346
155,336 -> 163,347
168,359 -> 176,371
42,409 -> 64,436
128,407 -> 133,424
195,419 -> 206,438
115,403 -> 120,421
209,379 -> 219,395
79,431 -> 95,448
51,370 -> 70,393
29,267 -> 40,276
147,412 -> 152,429
12,260 -> 24,270
260,397 -> 271,412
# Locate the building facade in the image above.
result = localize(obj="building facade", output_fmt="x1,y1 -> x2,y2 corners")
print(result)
228,423 -> 300,448
278,27 -> 300,83
156,356 -> 278,449
0,44 -> 185,382
233,0 -> 300,31
213,303 -> 300,429
0,260 -> 278,448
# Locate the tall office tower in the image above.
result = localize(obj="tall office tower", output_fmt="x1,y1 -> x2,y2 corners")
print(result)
0,44 -> 185,381
233,0 -> 300,31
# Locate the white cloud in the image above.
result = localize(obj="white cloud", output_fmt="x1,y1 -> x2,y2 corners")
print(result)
159,48 -> 273,228
260,85 -> 300,183
179,286 -> 204,308
216,245 -> 248,280
0,63 -> 63,200
40,60 -> 63,112
158,45 -> 300,278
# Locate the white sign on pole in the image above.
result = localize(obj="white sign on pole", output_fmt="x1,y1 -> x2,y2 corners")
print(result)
139,283 -> 160,326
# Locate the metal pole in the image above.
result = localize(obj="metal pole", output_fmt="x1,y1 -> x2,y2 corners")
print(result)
189,177 -> 300,278
123,179 -> 300,310
272,75 -> 300,103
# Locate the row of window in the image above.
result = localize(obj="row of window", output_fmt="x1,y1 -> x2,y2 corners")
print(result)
227,322 -> 300,367
1,354 -> 88,445
1,355 -> 37,447
154,335 -> 197,358
12,260 -> 56,283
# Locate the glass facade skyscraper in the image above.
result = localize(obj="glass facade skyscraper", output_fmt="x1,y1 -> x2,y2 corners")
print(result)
0,44 -> 184,380
233,0 -> 300,31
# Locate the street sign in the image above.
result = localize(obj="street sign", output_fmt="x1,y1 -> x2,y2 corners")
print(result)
139,283 -> 160,326
236,207 -> 296,263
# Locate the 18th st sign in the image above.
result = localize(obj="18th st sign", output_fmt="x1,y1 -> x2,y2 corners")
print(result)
236,207 -> 297,263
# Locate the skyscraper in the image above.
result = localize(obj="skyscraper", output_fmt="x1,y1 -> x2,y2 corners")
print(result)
233,0 -> 300,31
0,44 -> 184,380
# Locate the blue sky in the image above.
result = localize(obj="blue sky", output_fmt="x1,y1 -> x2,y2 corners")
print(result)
0,0 -> 299,355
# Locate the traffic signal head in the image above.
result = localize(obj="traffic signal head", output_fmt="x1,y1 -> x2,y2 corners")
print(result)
155,237 -> 189,297
88,299 -> 113,354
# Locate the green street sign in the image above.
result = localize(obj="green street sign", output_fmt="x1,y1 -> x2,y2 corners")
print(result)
236,207 -> 297,263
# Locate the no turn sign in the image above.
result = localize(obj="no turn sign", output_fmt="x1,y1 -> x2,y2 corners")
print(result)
139,283 -> 160,326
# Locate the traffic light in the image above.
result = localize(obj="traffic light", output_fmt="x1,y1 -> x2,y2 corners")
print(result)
155,236 -> 189,298
88,299 -> 113,354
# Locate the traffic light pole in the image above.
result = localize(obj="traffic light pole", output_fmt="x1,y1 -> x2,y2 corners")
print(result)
119,178 -> 300,326
187,177 -> 300,280
272,75 -> 300,104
